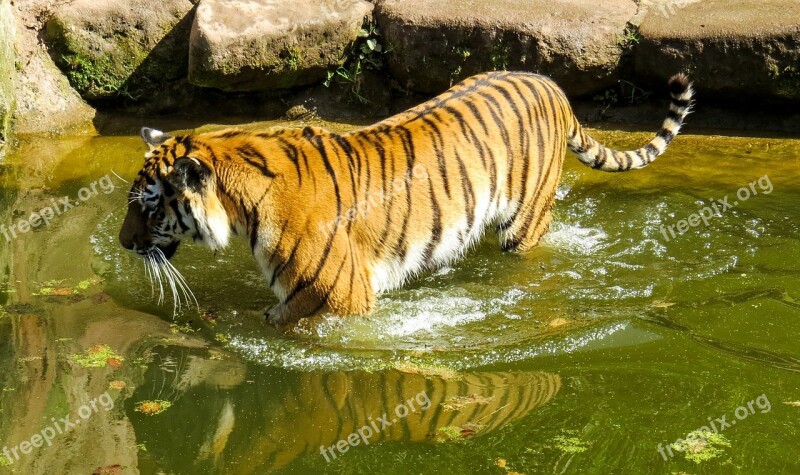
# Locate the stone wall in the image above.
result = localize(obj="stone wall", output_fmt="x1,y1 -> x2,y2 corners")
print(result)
4,0 -> 800,137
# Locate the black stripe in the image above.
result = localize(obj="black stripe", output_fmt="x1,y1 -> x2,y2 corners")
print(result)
281,135 -> 344,305
454,151 -> 476,235
671,98 -> 691,108
422,173 -> 443,262
236,144 -> 277,178
393,126 -> 418,261
276,138 -> 303,185
656,128 -> 674,143
443,105 -> 495,197
249,214 -> 260,251
419,116 -> 451,199
267,220 -> 289,266
271,238 -> 301,287
216,130 -> 245,139
476,89 -> 514,202
169,200 -> 189,232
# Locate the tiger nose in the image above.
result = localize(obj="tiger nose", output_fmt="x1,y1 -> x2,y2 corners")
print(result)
119,233 -> 134,250
120,232 -> 148,251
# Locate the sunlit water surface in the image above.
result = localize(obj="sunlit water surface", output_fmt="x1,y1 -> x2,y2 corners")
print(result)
0,120 -> 798,474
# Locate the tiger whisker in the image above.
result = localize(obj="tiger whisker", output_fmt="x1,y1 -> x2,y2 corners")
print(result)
151,247 -> 199,315
147,252 -> 166,305
111,169 -> 130,184
154,250 -> 181,315
161,256 -> 198,310
143,257 -> 155,297
153,250 -> 181,316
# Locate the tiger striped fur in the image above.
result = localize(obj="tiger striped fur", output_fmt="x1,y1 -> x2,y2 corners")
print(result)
119,71 -> 694,325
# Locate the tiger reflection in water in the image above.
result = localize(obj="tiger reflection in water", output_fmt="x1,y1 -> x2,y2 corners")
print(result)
134,356 -> 561,472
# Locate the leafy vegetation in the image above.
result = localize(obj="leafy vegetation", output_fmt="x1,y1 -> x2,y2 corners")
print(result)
324,20 -> 391,104
617,25 -> 640,51
489,43 -> 512,71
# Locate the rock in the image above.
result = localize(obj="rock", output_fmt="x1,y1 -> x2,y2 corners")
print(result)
11,0 -> 96,136
374,0 -> 638,96
635,0 -> 800,103
188,0 -> 374,92
44,0 -> 195,104
0,0 -> 15,153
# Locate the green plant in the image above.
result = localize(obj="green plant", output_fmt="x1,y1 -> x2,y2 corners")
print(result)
617,26 -> 640,50
454,46 -> 471,60
324,20 -> 390,104
450,46 -> 473,84
283,47 -> 302,71
489,43 -> 511,71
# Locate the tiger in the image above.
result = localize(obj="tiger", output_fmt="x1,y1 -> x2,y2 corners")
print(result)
119,71 -> 694,325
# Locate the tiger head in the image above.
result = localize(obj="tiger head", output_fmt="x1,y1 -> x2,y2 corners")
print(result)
119,127 -> 231,260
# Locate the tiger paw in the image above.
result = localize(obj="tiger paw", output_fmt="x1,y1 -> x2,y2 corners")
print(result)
265,304 -> 289,327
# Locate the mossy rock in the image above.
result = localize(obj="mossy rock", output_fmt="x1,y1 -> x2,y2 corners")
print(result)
0,0 -> 16,152
188,0 -> 374,92
44,0 -> 195,103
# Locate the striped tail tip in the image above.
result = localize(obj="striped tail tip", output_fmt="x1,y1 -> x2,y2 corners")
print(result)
568,73 -> 694,172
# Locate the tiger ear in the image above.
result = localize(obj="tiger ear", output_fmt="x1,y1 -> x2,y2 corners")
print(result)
141,127 -> 170,150
172,157 -> 211,192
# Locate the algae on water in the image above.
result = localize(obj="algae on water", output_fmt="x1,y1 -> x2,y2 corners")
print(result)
70,344 -> 124,368
671,430 -> 731,464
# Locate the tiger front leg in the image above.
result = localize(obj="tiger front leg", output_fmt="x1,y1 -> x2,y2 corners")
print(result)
265,302 -> 300,327
264,277 -> 375,327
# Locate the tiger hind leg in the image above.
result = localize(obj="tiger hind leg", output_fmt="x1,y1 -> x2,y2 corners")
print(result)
497,202 -> 554,253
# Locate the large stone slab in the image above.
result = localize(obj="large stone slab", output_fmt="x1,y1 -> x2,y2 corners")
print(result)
12,0 -> 96,136
635,0 -> 800,103
188,0 -> 374,91
44,0 -> 195,103
374,0 -> 637,96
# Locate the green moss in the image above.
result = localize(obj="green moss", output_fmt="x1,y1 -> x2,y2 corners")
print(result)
454,46 -> 472,60
44,12 -> 183,102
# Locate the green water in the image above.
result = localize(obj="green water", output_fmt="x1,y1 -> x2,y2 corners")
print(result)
0,120 -> 798,475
